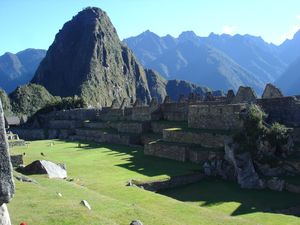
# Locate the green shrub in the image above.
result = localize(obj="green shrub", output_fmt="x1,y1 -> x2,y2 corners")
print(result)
266,122 -> 289,153
34,95 -> 87,115
243,104 -> 266,133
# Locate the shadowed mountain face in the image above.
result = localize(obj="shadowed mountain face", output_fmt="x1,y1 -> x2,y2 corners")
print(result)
275,56 -> 300,96
142,37 -> 264,93
32,7 -> 152,106
145,68 -> 210,102
0,49 -> 46,93
203,33 -> 287,82
278,30 -> 300,65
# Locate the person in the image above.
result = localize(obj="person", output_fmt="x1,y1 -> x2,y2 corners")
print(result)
20,223 -> 27,225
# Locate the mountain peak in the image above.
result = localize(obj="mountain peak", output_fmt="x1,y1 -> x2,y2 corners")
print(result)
178,31 -> 197,39
178,31 -> 200,44
77,7 -> 107,18
32,7 -> 151,106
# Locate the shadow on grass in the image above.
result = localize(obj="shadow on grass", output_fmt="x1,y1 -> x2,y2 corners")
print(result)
158,177 -> 300,217
60,140 -> 300,217
63,139 -> 199,177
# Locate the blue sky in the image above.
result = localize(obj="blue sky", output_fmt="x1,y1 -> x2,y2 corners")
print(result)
1,0 -> 300,55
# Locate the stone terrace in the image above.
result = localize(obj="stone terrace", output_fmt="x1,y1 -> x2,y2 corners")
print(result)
10,84 -> 300,164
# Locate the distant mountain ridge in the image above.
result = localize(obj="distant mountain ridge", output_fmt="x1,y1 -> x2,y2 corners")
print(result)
124,30 -> 300,94
2,15 -> 300,98
0,49 -> 46,93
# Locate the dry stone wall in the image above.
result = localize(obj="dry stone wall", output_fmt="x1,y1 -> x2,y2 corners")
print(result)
188,104 -> 246,130
258,97 -> 300,127
161,103 -> 188,121
163,128 -> 227,148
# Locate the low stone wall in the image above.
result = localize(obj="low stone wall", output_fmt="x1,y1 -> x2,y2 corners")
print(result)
161,103 -> 188,121
131,172 -> 205,192
188,104 -> 245,130
292,127 -> 300,143
145,141 -> 224,164
144,141 -> 188,162
285,182 -> 300,194
8,140 -> 26,148
140,133 -> 161,145
258,97 -> 300,127
101,109 -> 124,121
10,155 -> 23,167
163,129 -> 227,148
131,107 -> 152,121
47,129 -> 59,139
11,128 -> 46,140
74,129 -> 140,145
59,129 -> 74,139
84,122 -> 110,129
117,122 -> 150,134
48,120 -> 83,129
188,149 -> 224,164
151,121 -> 187,134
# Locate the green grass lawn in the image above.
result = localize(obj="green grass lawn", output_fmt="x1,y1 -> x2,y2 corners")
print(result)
8,140 -> 300,225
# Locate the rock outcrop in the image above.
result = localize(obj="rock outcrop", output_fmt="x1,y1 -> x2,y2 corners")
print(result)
224,138 -> 265,189
0,100 -> 14,225
32,7 -> 151,106
21,160 -> 67,179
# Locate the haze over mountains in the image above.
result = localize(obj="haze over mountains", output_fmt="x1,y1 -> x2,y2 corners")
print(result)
0,49 -> 46,93
124,30 -> 300,95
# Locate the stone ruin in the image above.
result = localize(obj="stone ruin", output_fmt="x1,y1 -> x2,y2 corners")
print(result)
262,83 -> 284,99
0,100 -> 15,225
8,84 -> 300,193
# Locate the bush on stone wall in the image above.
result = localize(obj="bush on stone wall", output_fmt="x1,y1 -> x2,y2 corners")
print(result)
266,122 -> 290,155
234,104 -> 293,158
235,104 -> 266,153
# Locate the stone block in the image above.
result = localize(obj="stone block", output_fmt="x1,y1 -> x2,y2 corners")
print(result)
0,100 -> 14,204
144,141 -> 187,162
188,104 -> 245,130
163,128 -> 227,148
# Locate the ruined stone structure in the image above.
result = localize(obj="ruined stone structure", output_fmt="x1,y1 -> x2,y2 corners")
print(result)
9,84 -> 300,192
262,83 -> 284,99
0,100 -> 14,225
12,84 -> 300,148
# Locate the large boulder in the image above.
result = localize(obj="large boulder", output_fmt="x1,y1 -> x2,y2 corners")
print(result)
21,160 -> 67,179
267,177 -> 285,191
224,138 -> 265,189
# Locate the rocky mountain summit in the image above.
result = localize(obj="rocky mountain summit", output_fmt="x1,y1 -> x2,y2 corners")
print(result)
32,7 -> 152,106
